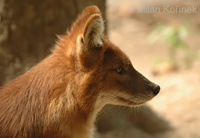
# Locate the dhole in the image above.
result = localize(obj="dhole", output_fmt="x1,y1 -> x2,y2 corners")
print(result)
0,6 -> 160,138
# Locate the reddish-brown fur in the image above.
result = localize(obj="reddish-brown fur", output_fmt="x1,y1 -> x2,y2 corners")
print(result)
0,6 -> 160,138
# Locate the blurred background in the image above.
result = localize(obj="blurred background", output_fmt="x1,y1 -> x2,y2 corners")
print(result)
0,0 -> 200,137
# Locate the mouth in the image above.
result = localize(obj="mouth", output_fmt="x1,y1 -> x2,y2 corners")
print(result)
117,96 -> 145,106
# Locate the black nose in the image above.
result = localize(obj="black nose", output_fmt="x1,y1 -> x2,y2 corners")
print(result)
152,85 -> 160,95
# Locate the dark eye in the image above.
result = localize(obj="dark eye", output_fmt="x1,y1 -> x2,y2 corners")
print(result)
116,67 -> 124,74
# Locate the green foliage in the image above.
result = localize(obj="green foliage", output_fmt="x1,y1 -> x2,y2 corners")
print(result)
148,23 -> 197,69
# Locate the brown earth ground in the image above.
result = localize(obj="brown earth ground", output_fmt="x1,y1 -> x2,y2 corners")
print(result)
97,0 -> 200,138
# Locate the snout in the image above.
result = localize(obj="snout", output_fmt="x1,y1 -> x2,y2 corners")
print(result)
152,84 -> 160,96
147,82 -> 160,96
133,70 -> 160,96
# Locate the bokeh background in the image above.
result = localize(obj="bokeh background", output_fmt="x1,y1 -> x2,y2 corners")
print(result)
0,0 -> 200,137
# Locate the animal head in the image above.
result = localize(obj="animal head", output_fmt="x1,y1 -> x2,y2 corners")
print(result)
55,6 -> 160,110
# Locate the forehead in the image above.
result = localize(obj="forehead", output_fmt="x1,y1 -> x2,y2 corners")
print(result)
103,39 -> 131,67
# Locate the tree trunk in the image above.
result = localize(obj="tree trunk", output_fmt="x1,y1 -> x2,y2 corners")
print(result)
0,0 -> 106,85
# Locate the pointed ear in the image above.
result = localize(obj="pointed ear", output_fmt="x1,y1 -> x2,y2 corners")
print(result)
83,14 -> 104,46
77,14 -> 104,52
76,13 -> 104,69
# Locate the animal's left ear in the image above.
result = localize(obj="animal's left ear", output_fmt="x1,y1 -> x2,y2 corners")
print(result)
77,13 -> 104,69
77,13 -> 104,50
